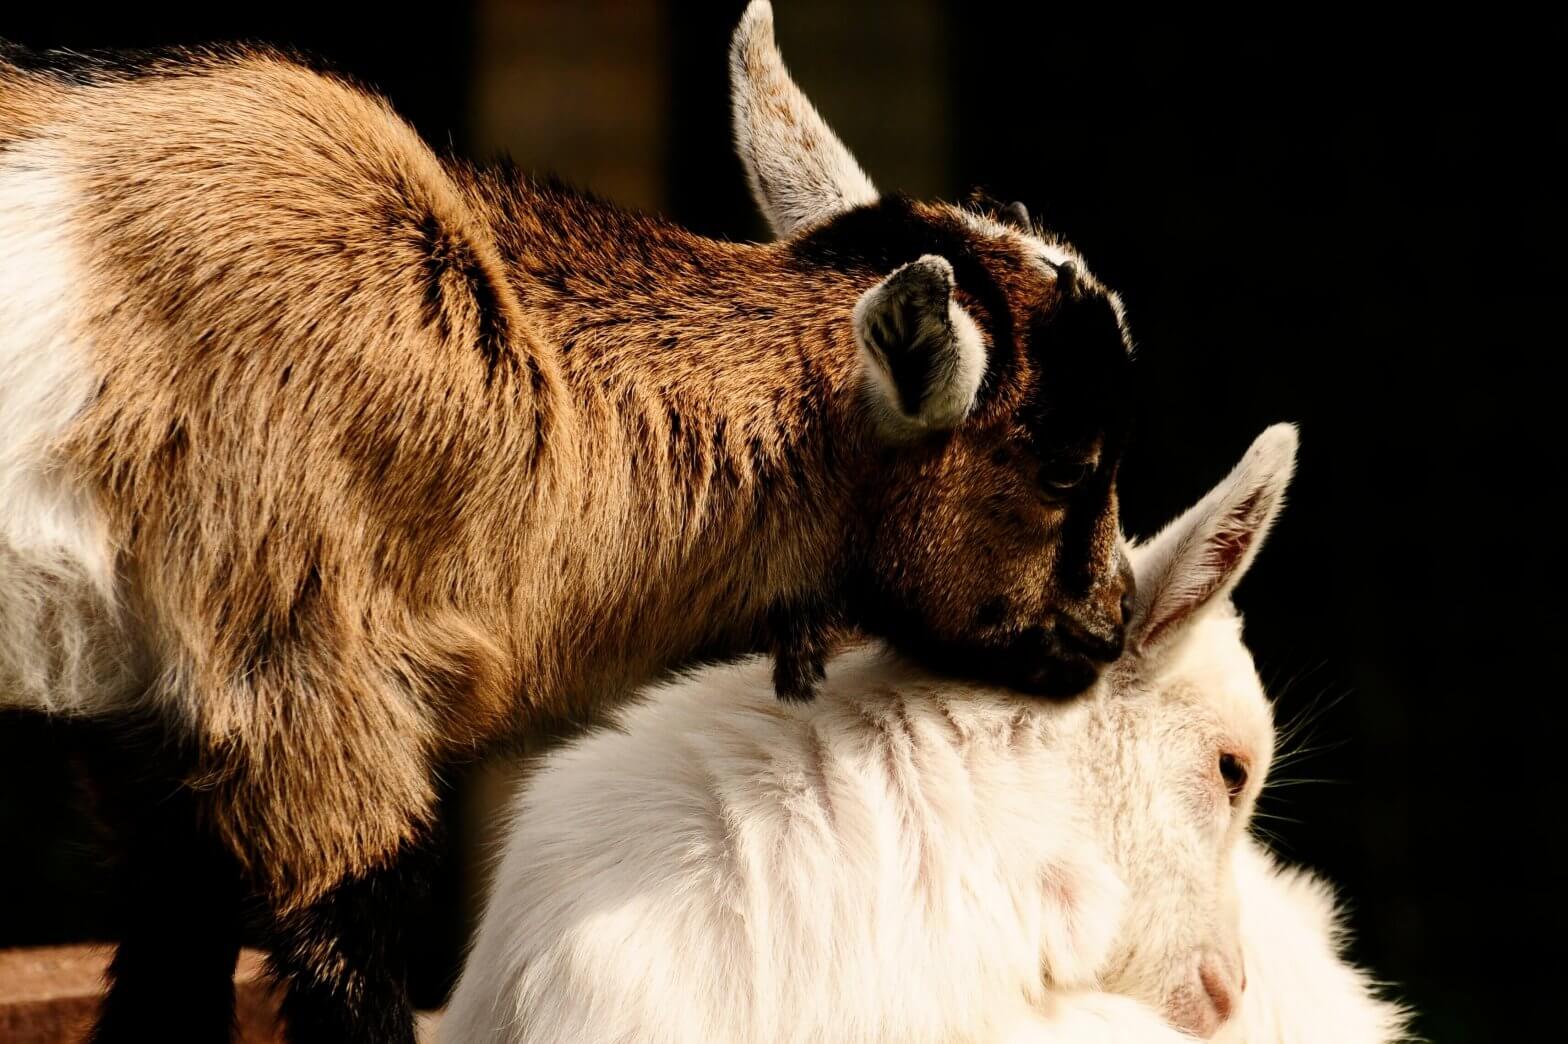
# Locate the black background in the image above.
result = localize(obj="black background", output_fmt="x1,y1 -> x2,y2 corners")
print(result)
1,4 -> 1557,1039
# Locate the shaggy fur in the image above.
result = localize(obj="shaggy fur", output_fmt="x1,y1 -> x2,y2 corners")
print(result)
444,425 -> 1407,1043
2,3 -> 1140,1040
1213,842 -> 1410,1043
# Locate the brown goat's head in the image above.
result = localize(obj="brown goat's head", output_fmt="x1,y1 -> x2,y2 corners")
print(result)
734,2 -> 1135,698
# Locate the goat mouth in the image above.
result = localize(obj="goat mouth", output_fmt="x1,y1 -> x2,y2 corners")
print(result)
983,623 -> 1117,698
1008,651 -> 1102,698
902,631 -> 1106,700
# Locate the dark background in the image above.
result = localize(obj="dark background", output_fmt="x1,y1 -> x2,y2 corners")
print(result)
1,3 -> 1557,1039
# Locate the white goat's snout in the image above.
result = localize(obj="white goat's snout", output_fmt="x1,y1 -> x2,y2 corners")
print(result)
1165,947 -> 1245,1038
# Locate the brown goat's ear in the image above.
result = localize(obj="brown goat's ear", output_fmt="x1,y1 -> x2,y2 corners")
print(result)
1129,424 -> 1299,654
730,1 -> 879,236
853,255 -> 987,441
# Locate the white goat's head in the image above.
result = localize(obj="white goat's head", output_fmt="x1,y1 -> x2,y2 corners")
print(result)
1073,423 -> 1297,1036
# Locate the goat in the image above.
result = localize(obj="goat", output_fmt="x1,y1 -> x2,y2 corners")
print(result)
444,424 -> 1407,1043
1,3 -> 1140,1040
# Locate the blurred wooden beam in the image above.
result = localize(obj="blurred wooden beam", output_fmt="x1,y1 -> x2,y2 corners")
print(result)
0,946 -> 443,1042
0,945 -> 280,1042
471,0 -> 669,210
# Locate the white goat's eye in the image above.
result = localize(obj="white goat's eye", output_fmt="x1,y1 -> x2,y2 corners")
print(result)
1218,752 -> 1249,802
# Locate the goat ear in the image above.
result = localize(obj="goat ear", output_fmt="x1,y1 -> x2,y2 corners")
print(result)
730,1 -> 879,236
854,255 -> 987,440
1129,424 -> 1298,653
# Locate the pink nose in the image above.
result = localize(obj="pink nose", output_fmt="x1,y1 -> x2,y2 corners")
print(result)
1165,951 -> 1243,1038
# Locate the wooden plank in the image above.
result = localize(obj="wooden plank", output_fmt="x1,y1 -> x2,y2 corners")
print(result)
0,945 -> 280,1042
0,945 -> 443,1041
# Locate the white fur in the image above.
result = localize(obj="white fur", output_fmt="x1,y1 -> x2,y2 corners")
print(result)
729,1 -> 879,237
853,255 -> 986,438
1004,845 -> 1414,1043
992,992 -> 1197,1043
445,426 -> 1407,1042
0,142 -> 136,715
1214,841 -> 1411,1044
445,648 -> 1153,1044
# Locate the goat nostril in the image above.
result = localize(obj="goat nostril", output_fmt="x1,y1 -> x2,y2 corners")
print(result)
1219,752 -> 1249,800
1199,954 -> 1238,1024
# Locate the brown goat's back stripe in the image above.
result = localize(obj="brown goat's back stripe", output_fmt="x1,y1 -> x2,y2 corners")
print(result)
413,209 -> 518,383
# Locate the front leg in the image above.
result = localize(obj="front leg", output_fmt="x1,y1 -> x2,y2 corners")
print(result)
261,834 -> 434,1044
178,630 -> 453,1042
89,761 -> 244,1043
767,594 -> 843,703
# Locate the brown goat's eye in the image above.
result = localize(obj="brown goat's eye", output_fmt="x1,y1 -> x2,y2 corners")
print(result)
1038,460 -> 1091,496
1218,753 -> 1249,801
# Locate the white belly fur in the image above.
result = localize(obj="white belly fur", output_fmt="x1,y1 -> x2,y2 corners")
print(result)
0,141 -> 135,715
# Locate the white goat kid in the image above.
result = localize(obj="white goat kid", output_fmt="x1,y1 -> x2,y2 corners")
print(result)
444,424 -> 1404,1043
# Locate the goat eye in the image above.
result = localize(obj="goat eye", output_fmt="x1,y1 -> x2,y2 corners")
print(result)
1218,752 -> 1249,801
1038,460 -> 1091,496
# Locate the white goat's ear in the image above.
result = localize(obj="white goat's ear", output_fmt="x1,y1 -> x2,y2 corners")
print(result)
730,1 -> 879,236
854,255 -> 987,440
1130,424 -> 1299,653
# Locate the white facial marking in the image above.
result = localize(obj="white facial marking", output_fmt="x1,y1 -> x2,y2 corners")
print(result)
957,207 -> 1084,274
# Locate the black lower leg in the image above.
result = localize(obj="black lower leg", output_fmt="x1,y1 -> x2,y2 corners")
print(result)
265,833 -> 434,1044
90,785 -> 243,1044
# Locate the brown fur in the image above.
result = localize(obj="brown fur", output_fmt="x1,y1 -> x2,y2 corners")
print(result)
2,47 -> 1133,911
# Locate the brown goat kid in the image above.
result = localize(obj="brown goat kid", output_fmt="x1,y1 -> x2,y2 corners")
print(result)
1,4 -> 1134,1041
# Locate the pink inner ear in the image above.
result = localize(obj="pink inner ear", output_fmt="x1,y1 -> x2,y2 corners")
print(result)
1141,488 -> 1264,650
1207,497 -> 1261,578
